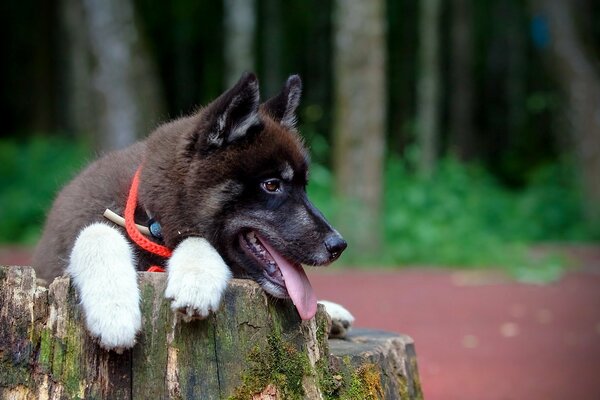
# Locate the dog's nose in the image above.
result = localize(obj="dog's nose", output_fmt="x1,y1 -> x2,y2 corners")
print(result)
324,234 -> 347,261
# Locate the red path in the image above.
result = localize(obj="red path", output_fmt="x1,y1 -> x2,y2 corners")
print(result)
309,268 -> 600,400
2,247 -> 600,399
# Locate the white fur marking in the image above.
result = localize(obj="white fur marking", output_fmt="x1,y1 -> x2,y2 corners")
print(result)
214,81 -> 261,144
165,237 -> 232,321
229,112 -> 259,142
67,223 -> 141,351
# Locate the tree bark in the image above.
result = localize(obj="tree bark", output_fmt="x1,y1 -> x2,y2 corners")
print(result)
224,0 -> 256,88
333,0 -> 386,255
536,0 -> 600,223
416,0 -> 442,176
60,0 -> 164,152
0,266 -> 422,399
449,0 -> 475,161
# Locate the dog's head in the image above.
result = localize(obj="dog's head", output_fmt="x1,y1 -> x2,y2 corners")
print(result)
149,73 -> 346,319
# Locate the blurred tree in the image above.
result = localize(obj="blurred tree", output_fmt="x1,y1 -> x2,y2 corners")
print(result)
333,0 -> 386,254
0,0 -> 60,136
535,0 -> 600,223
60,0 -> 93,142
416,0 -> 442,176
224,0 -> 256,87
387,0 -> 418,154
259,0 -> 282,97
61,0 -> 164,151
504,0 -> 527,164
134,0 -> 224,112
449,0 -> 474,161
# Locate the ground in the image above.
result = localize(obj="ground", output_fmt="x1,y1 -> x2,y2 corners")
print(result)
2,246 -> 600,400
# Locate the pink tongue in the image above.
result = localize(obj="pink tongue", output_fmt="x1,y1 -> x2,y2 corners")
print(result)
259,237 -> 318,320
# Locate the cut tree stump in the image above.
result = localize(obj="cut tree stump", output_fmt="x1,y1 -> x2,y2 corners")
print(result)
0,266 -> 422,399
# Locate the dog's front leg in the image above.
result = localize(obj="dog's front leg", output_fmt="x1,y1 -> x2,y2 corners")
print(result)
68,223 -> 141,352
165,237 -> 232,322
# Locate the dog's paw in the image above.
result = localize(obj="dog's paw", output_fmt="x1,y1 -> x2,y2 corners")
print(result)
165,237 -> 232,322
166,278 -> 227,322
319,300 -> 355,339
68,223 -> 142,352
84,301 -> 142,352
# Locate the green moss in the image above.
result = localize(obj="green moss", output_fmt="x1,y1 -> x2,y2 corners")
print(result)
316,356 -> 343,400
342,364 -> 383,400
313,310 -> 342,399
398,373 -> 409,399
229,330 -> 310,400
51,337 -> 64,377
38,328 -> 53,371
408,356 -> 424,400
0,355 -> 30,386
50,320 -> 84,399
315,311 -> 327,346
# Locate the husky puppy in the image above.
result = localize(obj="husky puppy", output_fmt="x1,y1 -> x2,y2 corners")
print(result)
33,73 -> 352,350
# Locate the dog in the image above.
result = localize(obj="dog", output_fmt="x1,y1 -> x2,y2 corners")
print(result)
32,72 -> 353,350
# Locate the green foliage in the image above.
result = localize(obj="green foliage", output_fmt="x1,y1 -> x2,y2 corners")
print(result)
308,156 -> 594,280
0,137 -> 89,244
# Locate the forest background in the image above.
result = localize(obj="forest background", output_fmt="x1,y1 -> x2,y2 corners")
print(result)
1,0 -> 599,281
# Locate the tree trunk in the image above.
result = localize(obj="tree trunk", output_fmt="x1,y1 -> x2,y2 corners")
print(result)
505,1 -> 527,166
60,0 -> 164,152
333,0 -> 386,255
416,0 -> 442,176
32,0 -> 57,134
449,0 -> 474,161
224,0 -> 256,88
60,0 -> 95,142
0,266 -> 422,399
260,0 -> 283,97
536,0 -> 600,223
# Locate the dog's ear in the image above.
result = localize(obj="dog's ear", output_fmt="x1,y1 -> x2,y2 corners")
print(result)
205,72 -> 261,147
262,75 -> 302,129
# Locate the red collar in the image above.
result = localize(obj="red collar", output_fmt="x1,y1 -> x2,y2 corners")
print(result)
125,167 -> 171,272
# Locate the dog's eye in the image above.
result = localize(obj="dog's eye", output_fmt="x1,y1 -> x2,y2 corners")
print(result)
261,179 -> 282,193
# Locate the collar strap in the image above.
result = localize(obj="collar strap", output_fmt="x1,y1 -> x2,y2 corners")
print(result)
125,167 -> 173,259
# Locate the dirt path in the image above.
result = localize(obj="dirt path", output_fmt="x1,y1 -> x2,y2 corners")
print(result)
2,247 -> 600,399
309,268 -> 600,400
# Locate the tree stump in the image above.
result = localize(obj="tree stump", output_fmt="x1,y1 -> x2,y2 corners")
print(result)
0,266 -> 422,399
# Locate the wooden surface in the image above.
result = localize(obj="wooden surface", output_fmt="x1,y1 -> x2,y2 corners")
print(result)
0,266 -> 422,399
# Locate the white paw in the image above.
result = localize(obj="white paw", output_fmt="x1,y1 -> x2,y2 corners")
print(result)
319,300 -> 355,338
68,223 -> 141,352
165,237 -> 232,322
84,301 -> 141,352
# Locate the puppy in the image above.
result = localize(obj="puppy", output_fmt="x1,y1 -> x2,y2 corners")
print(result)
33,73 -> 353,350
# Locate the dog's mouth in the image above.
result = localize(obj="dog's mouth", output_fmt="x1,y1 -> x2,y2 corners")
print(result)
239,230 -> 317,320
